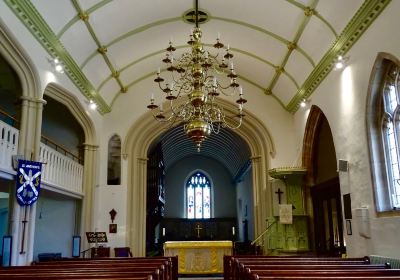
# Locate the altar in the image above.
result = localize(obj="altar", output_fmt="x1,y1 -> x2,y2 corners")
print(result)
163,240 -> 232,274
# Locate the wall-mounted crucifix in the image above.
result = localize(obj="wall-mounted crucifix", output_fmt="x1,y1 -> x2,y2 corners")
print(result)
275,188 -> 284,204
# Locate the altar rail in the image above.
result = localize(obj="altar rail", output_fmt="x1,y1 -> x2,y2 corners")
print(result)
0,119 -> 83,195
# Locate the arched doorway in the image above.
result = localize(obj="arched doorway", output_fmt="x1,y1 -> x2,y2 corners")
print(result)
303,105 -> 345,256
123,99 -> 275,256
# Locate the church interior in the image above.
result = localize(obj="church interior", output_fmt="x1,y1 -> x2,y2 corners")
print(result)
1,0 -> 400,278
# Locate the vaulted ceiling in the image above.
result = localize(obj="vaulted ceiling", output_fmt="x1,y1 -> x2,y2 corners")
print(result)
2,0 -> 390,175
4,0 -> 389,115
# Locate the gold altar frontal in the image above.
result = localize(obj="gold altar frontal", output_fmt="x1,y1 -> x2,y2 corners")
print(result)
163,241 -> 232,274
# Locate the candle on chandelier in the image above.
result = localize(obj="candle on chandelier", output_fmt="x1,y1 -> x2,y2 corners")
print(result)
217,32 -> 220,40
230,62 -> 234,70
239,87 -> 243,96
213,77 -> 217,87
157,67 -> 160,74
151,93 -> 154,101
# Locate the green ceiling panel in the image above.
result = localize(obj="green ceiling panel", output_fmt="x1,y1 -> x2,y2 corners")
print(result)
5,0 -> 110,114
286,0 -> 392,113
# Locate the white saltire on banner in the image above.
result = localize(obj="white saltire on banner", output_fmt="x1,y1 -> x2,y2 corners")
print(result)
16,160 -> 42,206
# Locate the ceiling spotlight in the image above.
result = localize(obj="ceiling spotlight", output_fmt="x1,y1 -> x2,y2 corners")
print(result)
300,98 -> 310,108
89,100 -> 97,110
55,64 -> 64,73
47,57 -> 64,74
334,55 -> 349,70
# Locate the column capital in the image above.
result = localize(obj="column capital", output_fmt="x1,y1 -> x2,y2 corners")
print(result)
82,143 -> 99,151
137,157 -> 148,163
20,95 -> 47,105
250,155 -> 261,163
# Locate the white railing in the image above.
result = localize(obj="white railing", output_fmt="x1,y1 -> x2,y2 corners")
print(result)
0,119 -> 83,195
0,120 -> 19,172
39,143 -> 83,194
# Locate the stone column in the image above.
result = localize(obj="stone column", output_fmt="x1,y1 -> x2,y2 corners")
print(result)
11,96 -> 45,265
251,155 -> 270,250
80,143 -> 99,253
129,157 -> 147,256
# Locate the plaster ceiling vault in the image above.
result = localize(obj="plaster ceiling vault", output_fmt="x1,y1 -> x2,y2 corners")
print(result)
3,0 -> 390,178
156,124 -> 251,179
4,0 -> 390,115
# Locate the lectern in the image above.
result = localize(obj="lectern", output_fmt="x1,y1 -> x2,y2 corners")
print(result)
85,232 -> 109,258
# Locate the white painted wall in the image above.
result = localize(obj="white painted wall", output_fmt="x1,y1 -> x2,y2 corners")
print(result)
33,192 -> 77,260
94,185 -> 128,252
294,0 -> 400,258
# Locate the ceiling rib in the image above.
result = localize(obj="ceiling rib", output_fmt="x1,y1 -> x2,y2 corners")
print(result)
71,0 -> 127,94
265,0 -> 318,96
107,41 -> 296,110
285,0 -> 338,37
80,16 -> 315,74
57,0 -> 112,38
4,0 -> 110,114
286,0 -> 392,113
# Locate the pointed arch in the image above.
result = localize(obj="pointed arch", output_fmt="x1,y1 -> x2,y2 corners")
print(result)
43,83 -> 97,144
302,105 -> 326,186
0,19 -> 40,100
123,98 -> 275,256
366,52 -> 400,213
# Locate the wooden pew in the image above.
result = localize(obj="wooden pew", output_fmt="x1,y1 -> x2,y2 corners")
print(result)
245,268 -> 400,280
0,256 -> 179,280
224,255 -> 370,280
33,256 -> 178,280
252,276 -> 400,280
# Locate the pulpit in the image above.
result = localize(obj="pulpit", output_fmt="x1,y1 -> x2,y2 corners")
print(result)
164,240 -> 232,274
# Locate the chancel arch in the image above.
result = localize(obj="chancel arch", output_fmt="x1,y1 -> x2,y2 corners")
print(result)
123,98 -> 275,256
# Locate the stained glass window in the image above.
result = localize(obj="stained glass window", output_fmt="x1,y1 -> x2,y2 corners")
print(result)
186,172 -> 211,219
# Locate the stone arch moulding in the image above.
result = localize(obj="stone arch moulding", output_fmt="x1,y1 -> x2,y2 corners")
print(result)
0,18 -> 41,100
302,105 -> 326,186
366,52 -> 400,213
43,82 -> 98,249
123,98 -> 275,256
44,83 -> 97,144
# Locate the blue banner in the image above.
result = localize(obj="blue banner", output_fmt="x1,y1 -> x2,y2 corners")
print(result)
16,160 -> 42,206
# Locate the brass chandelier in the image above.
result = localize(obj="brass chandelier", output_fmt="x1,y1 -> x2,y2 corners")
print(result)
147,0 -> 246,151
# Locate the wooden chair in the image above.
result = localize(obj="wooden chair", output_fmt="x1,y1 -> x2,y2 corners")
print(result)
114,247 -> 133,257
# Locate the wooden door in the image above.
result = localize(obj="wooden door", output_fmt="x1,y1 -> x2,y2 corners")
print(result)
311,177 -> 345,256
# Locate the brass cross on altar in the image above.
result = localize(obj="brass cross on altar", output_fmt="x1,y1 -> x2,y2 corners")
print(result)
195,224 -> 202,238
